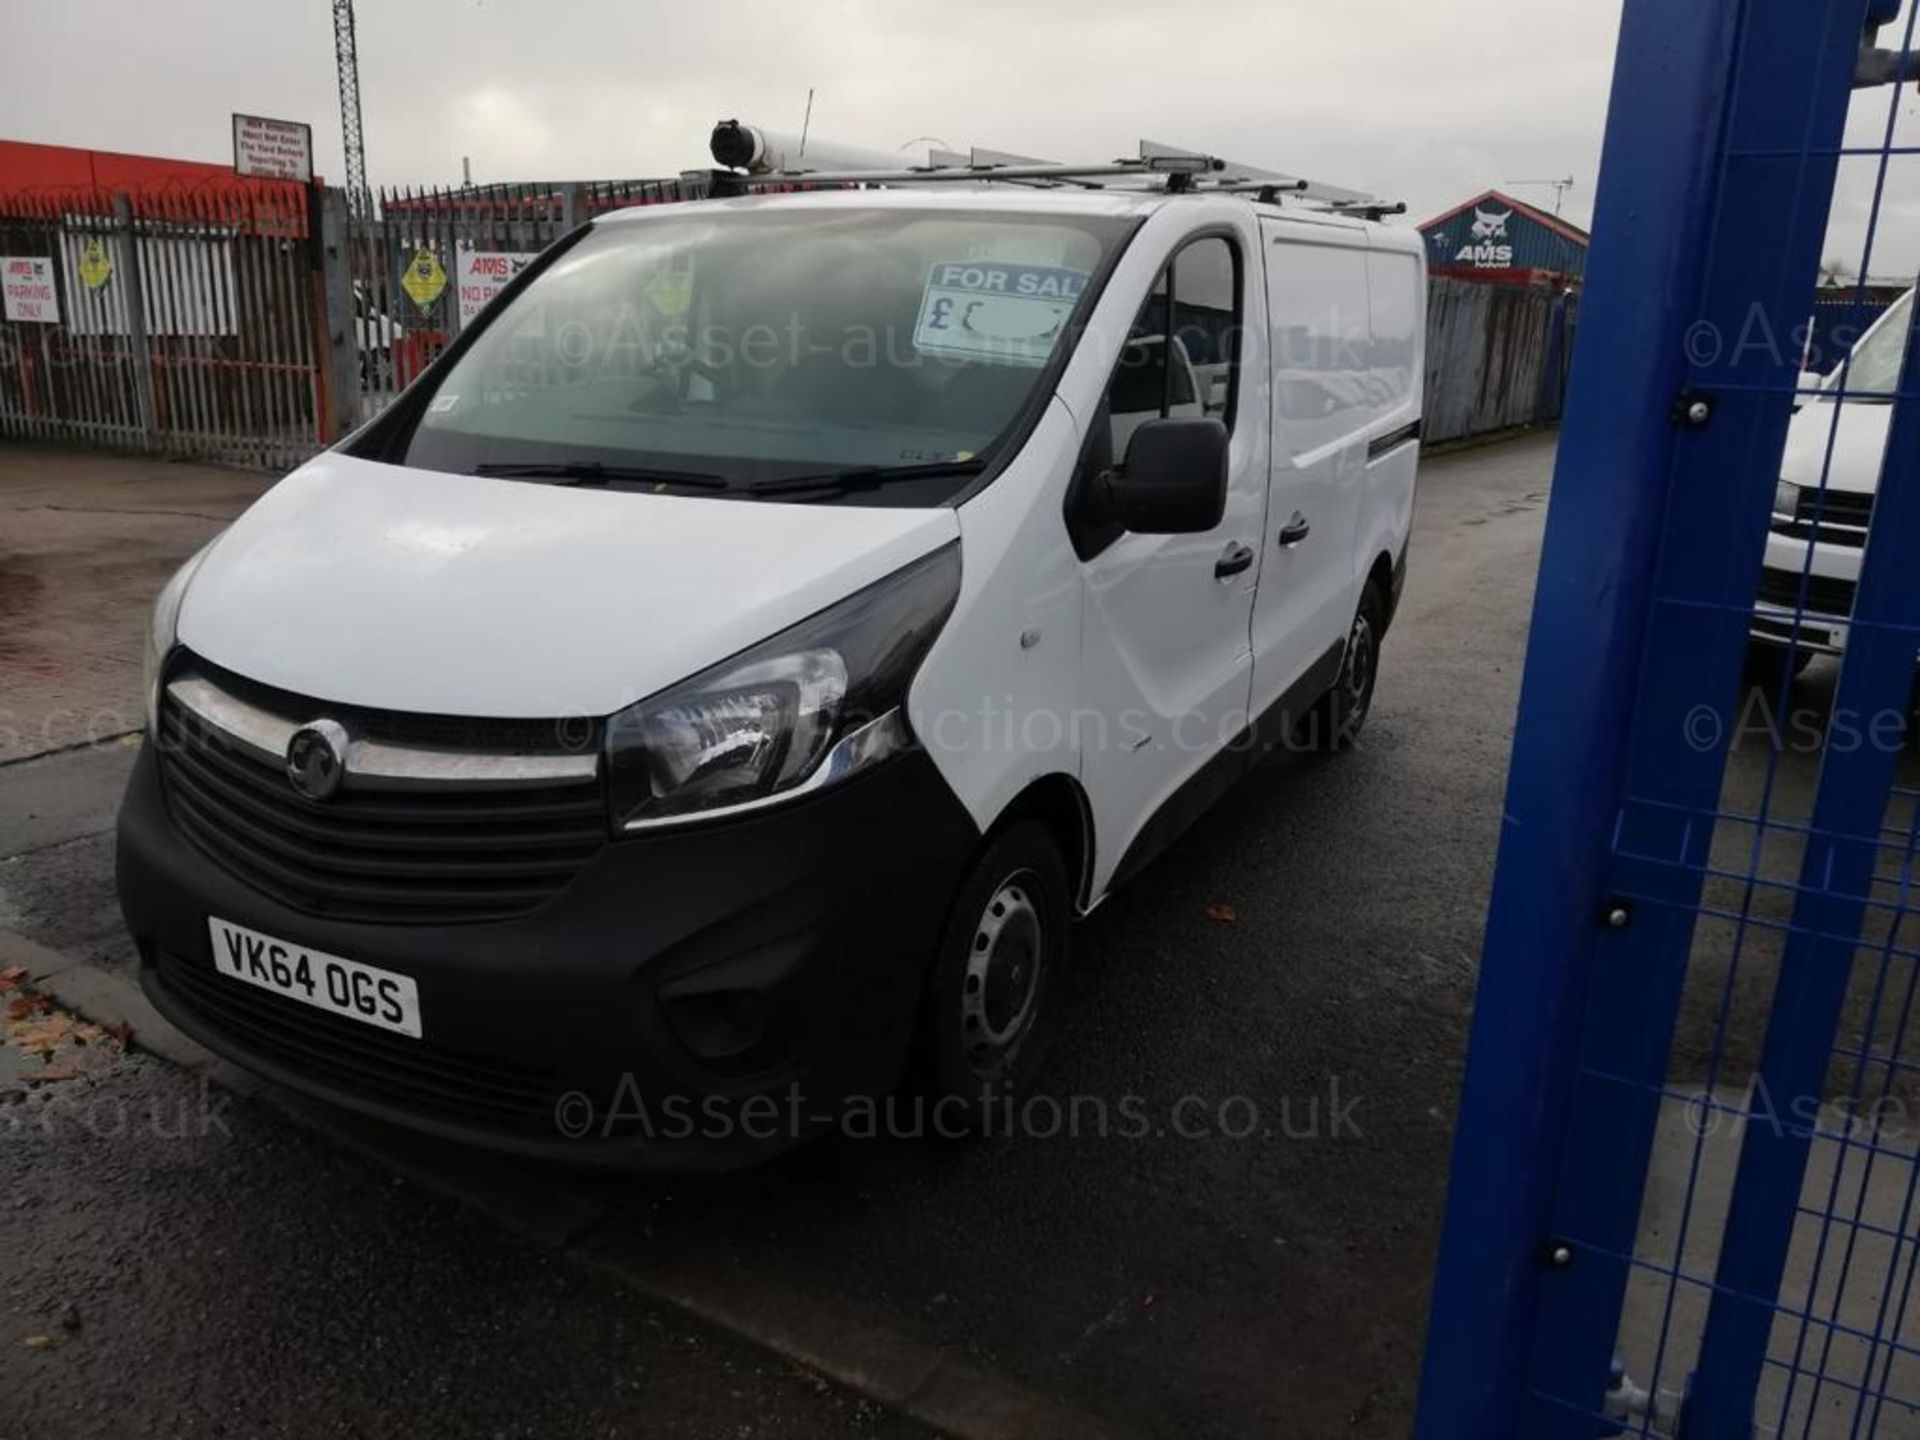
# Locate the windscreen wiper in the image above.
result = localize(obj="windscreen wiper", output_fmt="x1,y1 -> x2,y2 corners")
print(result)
471,461 -> 731,490
746,459 -> 987,498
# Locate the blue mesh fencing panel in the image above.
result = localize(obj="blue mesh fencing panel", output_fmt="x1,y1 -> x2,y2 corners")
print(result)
1416,2 -> 1920,1436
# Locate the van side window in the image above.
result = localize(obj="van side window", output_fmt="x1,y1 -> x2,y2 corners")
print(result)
1366,250 -> 1422,416
1171,238 -> 1239,426
1105,237 -> 1241,458
1266,238 -> 1373,454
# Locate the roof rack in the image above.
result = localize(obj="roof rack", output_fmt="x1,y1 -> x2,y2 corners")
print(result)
703,123 -> 1397,216
1326,199 -> 1411,222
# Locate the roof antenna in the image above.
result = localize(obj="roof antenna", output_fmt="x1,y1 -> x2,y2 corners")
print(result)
1505,176 -> 1576,216
798,88 -> 815,162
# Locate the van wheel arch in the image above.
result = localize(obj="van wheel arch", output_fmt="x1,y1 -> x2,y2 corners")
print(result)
988,775 -> 1096,914
1368,551 -> 1398,635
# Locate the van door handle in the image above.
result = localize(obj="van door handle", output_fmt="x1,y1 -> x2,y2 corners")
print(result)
1214,543 -> 1256,580
1278,515 -> 1312,547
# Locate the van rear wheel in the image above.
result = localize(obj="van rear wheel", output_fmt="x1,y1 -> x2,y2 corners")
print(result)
923,821 -> 1071,1134
1297,581 -> 1386,752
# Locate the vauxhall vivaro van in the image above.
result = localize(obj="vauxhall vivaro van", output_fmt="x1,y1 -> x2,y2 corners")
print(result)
118,165 -> 1426,1166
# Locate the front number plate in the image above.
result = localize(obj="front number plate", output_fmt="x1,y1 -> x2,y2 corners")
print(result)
207,918 -> 422,1039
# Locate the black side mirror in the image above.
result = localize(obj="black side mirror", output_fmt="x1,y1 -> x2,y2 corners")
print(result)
1094,417 -> 1230,534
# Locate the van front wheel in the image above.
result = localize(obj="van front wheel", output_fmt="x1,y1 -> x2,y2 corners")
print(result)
1297,581 -> 1386,752
923,821 -> 1071,1133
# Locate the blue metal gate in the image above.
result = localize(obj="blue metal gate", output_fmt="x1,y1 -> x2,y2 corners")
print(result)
1416,1 -> 1920,1435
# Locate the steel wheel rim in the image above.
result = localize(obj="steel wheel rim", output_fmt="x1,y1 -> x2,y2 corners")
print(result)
961,872 -> 1045,1077
1345,614 -> 1376,721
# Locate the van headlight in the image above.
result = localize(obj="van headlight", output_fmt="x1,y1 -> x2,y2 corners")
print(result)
144,545 -> 213,736
606,544 -> 961,831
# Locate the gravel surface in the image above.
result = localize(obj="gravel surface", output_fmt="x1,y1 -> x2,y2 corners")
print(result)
0,1049 -> 934,1440
0,448 -> 268,764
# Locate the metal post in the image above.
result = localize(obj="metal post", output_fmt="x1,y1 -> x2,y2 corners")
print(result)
1411,2 -> 1744,1432
111,192 -> 157,447
557,182 -> 590,234
315,186 -> 360,439
1416,0 -> 1880,1433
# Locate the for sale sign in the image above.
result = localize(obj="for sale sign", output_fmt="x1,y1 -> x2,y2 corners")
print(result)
232,113 -> 313,184
456,248 -> 537,329
2,257 -> 59,323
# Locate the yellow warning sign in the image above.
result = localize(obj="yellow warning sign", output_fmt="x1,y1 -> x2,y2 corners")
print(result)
400,248 -> 447,311
645,266 -> 694,318
77,238 -> 113,292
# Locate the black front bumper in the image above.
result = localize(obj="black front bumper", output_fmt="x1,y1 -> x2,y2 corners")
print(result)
117,742 -> 979,1170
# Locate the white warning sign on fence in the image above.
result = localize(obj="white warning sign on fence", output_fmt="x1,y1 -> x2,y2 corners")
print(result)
456,247 -> 538,329
2,257 -> 59,323
232,113 -> 313,184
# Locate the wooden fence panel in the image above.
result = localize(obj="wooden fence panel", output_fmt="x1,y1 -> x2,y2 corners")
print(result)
1424,276 -> 1579,445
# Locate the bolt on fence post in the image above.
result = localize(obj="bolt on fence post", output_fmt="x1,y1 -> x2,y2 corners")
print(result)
110,192 -> 157,449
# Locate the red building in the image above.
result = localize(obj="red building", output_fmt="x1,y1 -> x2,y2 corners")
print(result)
0,139 -> 312,212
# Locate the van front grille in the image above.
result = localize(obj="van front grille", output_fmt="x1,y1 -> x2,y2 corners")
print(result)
1755,567 -> 1858,620
1772,488 -> 1876,549
154,947 -> 562,1134
156,662 -> 608,926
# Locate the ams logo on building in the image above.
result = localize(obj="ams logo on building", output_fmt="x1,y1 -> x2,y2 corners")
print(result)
1458,207 -> 1515,267
1418,189 -> 1590,286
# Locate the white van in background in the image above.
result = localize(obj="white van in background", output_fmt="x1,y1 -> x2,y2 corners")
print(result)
1752,289 -> 1913,682
119,175 -> 1426,1168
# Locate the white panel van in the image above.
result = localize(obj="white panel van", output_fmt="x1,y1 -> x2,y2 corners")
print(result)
1751,290 -> 1912,679
118,182 -> 1426,1167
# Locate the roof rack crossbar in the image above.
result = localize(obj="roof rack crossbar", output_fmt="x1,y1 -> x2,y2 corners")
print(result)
1320,199 -> 1409,220
704,125 -> 1384,209
718,160 -> 1204,189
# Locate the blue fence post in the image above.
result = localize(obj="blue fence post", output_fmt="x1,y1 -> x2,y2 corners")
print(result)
1417,0 -> 1886,1433
1412,4 -> 1746,1431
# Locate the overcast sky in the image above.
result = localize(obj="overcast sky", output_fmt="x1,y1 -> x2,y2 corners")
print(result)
2,0 -> 1626,229
9,0 -> 1920,273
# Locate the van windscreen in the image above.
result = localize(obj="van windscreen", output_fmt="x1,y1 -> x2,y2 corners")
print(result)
1835,290 -> 1915,402
393,208 -> 1131,504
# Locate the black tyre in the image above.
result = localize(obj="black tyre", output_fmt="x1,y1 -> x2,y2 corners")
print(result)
1296,580 -> 1387,752
1746,640 -> 1813,693
923,821 -> 1071,1133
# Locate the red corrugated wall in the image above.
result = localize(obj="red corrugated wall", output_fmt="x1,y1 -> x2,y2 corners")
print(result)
0,139 -> 319,208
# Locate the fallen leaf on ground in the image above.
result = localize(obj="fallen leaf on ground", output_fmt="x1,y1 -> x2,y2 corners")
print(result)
105,1021 -> 134,1051
7,994 -> 51,1021
22,1335 -> 55,1350
1205,904 -> 1238,924
0,966 -> 26,992
22,1062 -> 79,1085
11,1015 -> 74,1054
